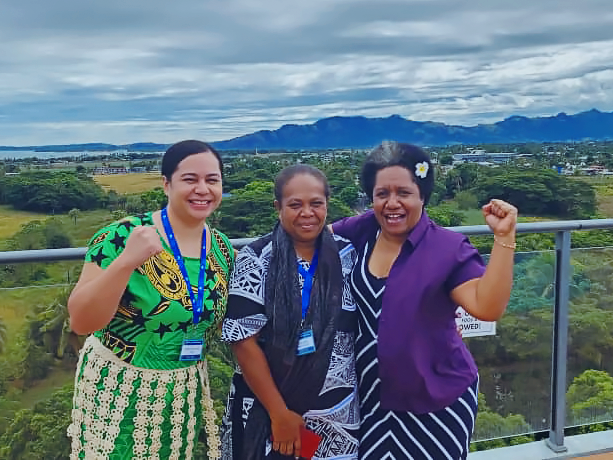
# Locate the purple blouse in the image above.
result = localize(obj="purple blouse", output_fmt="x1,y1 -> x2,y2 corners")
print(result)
333,210 -> 485,413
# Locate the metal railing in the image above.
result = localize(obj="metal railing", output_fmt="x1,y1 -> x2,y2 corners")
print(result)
3,218 -> 613,454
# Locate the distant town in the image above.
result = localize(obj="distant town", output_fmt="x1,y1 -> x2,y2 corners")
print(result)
2,140 -> 613,178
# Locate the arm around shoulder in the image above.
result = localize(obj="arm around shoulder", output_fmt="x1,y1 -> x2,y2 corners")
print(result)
331,210 -> 374,245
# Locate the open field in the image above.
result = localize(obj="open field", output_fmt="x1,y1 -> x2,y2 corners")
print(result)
0,205 -> 49,239
93,172 -> 162,194
592,181 -> 613,217
570,175 -> 613,217
60,209 -> 118,246
596,192 -> 613,217
0,207 -> 113,242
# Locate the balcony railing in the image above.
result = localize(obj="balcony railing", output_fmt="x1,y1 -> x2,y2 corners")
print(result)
2,219 -> 613,457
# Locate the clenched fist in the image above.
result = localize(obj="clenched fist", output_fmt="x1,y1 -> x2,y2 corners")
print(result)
117,225 -> 164,269
482,199 -> 518,238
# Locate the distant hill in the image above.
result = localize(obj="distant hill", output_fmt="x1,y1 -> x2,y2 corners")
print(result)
2,108 -> 613,152
213,109 -> 613,149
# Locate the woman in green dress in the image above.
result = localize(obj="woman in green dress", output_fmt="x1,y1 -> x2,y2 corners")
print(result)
67,140 -> 234,459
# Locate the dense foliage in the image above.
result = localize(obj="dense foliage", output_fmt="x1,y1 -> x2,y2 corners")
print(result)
445,163 -> 597,219
1,147 -> 613,457
0,171 -> 106,213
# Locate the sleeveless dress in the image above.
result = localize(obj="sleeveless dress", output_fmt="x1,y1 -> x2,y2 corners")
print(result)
67,212 -> 234,460
351,237 -> 478,460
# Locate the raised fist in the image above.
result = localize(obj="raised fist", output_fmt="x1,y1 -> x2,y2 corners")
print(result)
118,225 -> 164,269
482,199 -> 518,238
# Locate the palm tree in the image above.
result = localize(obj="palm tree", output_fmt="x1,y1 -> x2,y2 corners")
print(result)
37,286 -> 74,359
0,318 -> 7,354
68,208 -> 80,226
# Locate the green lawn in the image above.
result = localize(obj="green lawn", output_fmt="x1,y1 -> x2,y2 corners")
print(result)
60,209 -> 117,246
0,205 -> 48,239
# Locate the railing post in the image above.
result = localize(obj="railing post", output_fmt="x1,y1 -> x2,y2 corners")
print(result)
546,230 -> 571,453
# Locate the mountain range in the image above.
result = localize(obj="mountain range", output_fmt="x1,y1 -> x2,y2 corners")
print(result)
2,108 -> 613,152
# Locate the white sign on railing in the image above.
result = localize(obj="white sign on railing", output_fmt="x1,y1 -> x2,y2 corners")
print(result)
455,307 -> 497,338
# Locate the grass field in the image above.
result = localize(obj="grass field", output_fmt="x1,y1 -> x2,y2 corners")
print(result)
93,172 -> 162,194
61,209 -> 118,246
569,175 -> 613,217
591,180 -> 613,217
0,206 -> 113,242
595,192 -> 613,217
0,205 -> 49,239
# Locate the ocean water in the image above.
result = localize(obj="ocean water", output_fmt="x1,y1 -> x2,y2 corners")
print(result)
0,150 -> 164,160
0,150 -> 90,160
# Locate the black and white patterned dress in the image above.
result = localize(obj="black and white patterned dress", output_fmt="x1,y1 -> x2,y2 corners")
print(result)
351,239 -> 479,460
220,234 -> 360,460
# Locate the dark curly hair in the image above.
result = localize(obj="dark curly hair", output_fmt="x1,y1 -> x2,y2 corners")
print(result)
361,141 -> 434,205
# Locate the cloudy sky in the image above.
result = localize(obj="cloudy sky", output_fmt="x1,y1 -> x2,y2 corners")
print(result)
1,0 -> 612,146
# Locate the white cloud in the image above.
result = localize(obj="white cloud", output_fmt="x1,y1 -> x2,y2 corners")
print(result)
0,0 -> 612,145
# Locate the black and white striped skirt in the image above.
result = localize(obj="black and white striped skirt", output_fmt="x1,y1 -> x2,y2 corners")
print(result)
359,377 -> 479,460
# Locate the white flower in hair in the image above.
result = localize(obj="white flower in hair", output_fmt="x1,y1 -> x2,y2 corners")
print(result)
415,161 -> 429,179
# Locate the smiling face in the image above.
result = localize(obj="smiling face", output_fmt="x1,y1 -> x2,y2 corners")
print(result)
372,166 -> 424,240
163,151 -> 223,224
275,173 -> 327,246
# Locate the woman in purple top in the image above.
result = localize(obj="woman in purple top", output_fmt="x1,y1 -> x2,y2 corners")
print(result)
332,141 -> 517,460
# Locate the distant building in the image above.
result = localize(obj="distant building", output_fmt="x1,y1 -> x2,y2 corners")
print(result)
581,165 -> 608,175
452,149 -> 530,164
92,166 -> 130,175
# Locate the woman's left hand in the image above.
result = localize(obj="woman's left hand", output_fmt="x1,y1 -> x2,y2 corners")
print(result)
482,199 -> 518,237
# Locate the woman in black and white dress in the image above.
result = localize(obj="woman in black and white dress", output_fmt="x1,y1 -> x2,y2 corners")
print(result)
220,164 -> 360,460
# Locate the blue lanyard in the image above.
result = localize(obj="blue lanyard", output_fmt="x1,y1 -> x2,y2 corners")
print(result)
161,207 -> 207,324
297,249 -> 319,320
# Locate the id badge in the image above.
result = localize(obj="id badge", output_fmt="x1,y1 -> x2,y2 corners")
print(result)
296,328 -> 316,356
180,338 -> 204,361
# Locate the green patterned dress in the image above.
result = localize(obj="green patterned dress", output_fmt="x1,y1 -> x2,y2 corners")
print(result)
67,212 -> 234,460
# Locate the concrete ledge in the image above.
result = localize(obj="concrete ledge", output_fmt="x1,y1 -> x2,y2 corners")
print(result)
468,431 -> 613,460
